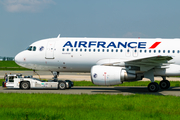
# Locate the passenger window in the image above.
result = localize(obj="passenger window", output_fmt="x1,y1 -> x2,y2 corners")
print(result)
168,50 -> 170,53
98,49 -> 100,52
107,49 -> 109,52
163,50 -> 165,53
93,49 -> 96,52
120,49 -> 123,52
111,49 -> 113,52
140,50 -> 142,53
144,50 -> 146,53
67,48 -> 69,51
71,49 -> 73,51
154,50 -> 156,53
84,49 -> 87,52
102,49 -> 104,52
116,49 -> 118,52
62,48 -> 65,51
149,50 -> 151,53
173,50 -> 175,53
178,50 -> 180,53
76,49 -> 78,52
80,49 -> 82,52
158,50 -> 161,53
89,49 -> 91,52
134,50 -> 137,53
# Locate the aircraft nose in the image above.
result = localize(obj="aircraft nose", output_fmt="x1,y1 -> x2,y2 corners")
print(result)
15,52 -> 24,66
15,53 -> 20,65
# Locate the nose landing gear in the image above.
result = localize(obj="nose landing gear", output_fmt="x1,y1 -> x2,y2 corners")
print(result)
51,71 -> 59,81
51,71 -> 73,90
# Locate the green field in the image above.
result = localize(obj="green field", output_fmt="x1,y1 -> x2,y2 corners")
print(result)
0,61 -> 30,70
0,93 -> 179,120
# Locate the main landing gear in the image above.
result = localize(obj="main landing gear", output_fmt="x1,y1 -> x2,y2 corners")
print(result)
144,69 -> 170,92
147,77 -> 170,92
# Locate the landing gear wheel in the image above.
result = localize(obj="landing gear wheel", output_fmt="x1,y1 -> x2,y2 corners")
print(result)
21,82 -> 30,89
159,80 -> 170,89
2,81 -> 4,87
59,81 -> 66,90
66,83 -> 71,89
148,82 -> 159,92
65,80 -> 72,89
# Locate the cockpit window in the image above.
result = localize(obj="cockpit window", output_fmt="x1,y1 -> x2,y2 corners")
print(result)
27,46 -> 32,51
26,46 -> 36,51
33,46 -> 36,51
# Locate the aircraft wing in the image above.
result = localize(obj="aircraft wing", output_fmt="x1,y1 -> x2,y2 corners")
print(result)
100,56 -> 173,71
124,56 -> 173,71
125,55 -> 172,66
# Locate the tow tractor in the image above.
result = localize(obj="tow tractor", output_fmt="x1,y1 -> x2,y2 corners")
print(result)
2,74 -> 73,90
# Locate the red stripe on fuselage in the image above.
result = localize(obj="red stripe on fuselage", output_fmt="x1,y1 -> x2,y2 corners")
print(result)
149,42 -> 161,49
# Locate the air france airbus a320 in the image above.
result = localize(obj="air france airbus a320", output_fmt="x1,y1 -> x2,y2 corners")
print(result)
15,35 -> 180,92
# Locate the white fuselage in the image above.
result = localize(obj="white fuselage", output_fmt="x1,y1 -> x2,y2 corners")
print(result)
15,37 -> 180,75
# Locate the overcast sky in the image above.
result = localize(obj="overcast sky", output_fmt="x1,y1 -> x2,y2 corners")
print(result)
0,0 -> 180,57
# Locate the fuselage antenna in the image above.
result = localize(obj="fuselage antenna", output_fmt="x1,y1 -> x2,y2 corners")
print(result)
57,34 -> 61,38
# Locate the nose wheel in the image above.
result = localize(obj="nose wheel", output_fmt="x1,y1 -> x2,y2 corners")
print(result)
51,71 -> 59,81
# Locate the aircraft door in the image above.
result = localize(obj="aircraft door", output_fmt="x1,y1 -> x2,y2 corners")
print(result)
45,41 -> 56,59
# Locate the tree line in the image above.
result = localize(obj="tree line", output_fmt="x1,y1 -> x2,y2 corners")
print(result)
0,57 -> 14,61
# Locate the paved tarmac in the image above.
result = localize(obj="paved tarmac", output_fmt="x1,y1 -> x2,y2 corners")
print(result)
1,71 -> 180,81
1,86 -> 180,96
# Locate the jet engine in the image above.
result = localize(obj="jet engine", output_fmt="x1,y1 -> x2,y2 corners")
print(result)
91,65 -> 136,85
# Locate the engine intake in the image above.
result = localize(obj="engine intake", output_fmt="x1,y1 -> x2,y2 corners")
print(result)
91,65 -> 136,85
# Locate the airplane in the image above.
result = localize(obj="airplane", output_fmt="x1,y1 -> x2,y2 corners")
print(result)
14,35 -> 180,92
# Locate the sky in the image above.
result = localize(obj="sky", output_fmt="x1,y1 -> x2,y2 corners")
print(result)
0,0 -> 180,57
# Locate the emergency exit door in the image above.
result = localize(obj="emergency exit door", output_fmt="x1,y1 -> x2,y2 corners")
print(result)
45,41 -> 56,59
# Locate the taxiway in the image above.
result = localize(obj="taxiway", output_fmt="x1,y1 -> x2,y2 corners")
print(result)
1,86 -> 180,96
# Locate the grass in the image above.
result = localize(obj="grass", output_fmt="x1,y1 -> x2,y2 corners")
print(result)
0,93 -> 180,119
0,79 -> 4,85
0,61 -> 31,70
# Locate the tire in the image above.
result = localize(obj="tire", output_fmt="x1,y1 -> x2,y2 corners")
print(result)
65,80 -> 72,89
148,82 -> 159,92
21,82 -> 30,90
2,82 -> 4,87
159,80 -> 170,89
59,81 -> 66,90
65,82 -> 71,89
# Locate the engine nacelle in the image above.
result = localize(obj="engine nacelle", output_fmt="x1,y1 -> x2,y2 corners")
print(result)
91,65 -> 136,85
